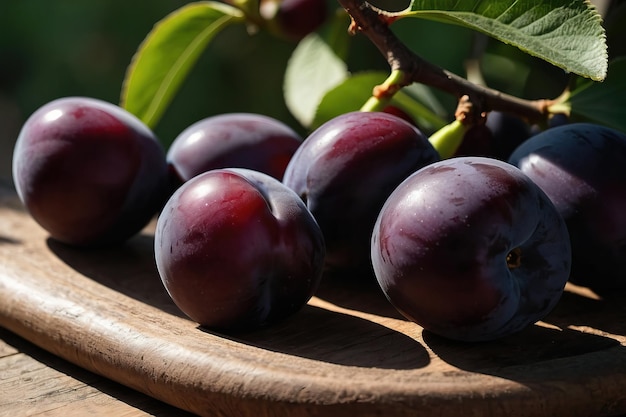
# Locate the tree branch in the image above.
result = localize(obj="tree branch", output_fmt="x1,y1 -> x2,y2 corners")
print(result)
338,0 -> 554,124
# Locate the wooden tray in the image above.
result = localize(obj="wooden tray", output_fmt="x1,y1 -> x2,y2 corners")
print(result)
2,180 -> 626,417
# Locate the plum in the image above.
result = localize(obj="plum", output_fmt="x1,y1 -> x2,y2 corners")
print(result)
547,113 -> 569,129
282,111 -> 439,275
260,0 -> 328,41
371,156 -> 571,342
454,111 -> 531,160
12,96 -> 169,247
154,168 -> 325,330
453,124 -> 494,158
486,111 -> 532,161
167,112 -> 302,188
509,123 -> 626,290
382,105 -> 418,127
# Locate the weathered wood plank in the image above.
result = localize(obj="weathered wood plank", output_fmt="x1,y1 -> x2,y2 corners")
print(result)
0,328 -> 195,417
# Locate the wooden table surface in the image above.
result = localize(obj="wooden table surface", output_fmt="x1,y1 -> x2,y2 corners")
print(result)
3,324 -> 626,417
3,177 -> 626,417
0,326 -> 195,417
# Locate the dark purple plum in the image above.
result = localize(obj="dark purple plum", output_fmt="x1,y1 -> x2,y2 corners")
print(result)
529,113 -> 570,136
453,124 -> 494,157
12,96 -> 168,247
451,111 -> 531,160
371,157 -> 571,342
509,123 -> 626,291
167,113 -> 302,188
382,105 -> 418,127
260,0 -> 328,41
282,111 -> 440,275
154,168 -> 325,330
486,111 -> 532,160
547,113 -> 569,128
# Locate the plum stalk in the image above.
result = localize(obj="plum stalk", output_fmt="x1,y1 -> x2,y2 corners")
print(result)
340,0 -> 555,125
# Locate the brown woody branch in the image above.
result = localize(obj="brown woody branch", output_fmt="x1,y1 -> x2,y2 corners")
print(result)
337,0 -> 554,124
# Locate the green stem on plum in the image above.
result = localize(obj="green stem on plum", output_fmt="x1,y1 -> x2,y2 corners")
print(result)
360,95 -> 389,112
227,0 -> 269,34
360,69 -> 406,112
337,0 -> 553,124
428,119 -> 468,159
546,90 -> 572,117
547,102 -> 572,117
391,90 -> 448,130
229,0 -> 261,20
428,94 -> 479,158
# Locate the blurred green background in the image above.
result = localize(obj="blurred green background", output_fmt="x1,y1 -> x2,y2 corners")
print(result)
0,1 -> 304,181
0,0 -> 619,183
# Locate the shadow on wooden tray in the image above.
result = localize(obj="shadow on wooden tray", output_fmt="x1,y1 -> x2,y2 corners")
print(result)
46,232 -> 186,319
212,303 -> 432,370
45,225 -> 626,387
423,284 -> 626,392
46,232 -> 431,370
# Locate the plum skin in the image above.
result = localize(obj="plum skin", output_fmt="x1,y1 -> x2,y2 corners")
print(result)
486,111 -> 532,161
282,111 -> 440,274
371,157 -> 571,342
167,113 -> 302,188
12,96 -> 169,247
154,168 -> 325,330
260,0 -> 328,41
454,111 -> 531,160
509,123 -> 626,290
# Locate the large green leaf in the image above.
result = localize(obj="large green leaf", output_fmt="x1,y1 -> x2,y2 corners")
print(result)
120,2 -> 244,128
312,71 -> 386,129
283,31 -> 349,129
567,57 -> 626,133
402,0 -> 607,81
312,71 -> 448,131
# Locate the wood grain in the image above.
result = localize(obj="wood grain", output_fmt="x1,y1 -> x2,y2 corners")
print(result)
0,327 -> 196,416
1,182 -> 626,417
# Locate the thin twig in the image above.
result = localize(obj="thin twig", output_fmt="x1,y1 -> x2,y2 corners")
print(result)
337,0 -> 554,124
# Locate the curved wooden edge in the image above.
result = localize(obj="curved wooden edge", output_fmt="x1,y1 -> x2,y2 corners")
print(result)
2,186 -> 626,416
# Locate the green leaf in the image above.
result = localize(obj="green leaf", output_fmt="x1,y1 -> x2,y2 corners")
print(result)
391,17 -> 475,79
312,71 -> 386,129
283,32 -> 349,129
567,57 -> 626,133
402,0 -> 607,81
120,2 -> 244,128
312,71 -> 448,131
392,84 -> 449,131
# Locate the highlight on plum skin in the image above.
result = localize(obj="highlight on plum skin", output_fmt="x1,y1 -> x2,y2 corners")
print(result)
282,110 -> 440,276
509,122 -> 626,291
166,112 -> 303,189
259,0 -> 329,41
12,96 -> 169,247
371,156 -> 572,342
154,168 -> 326,331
